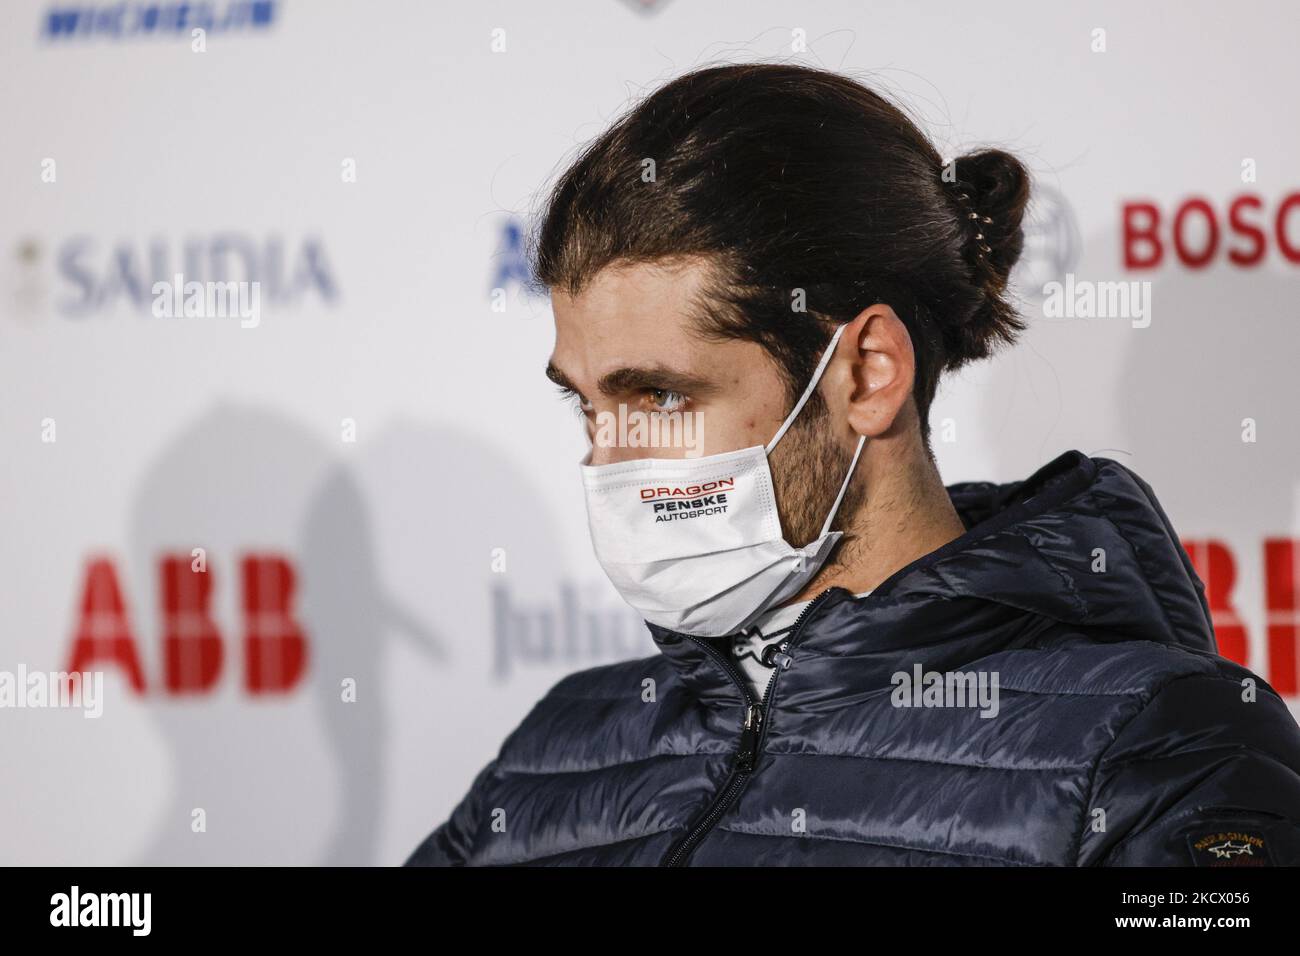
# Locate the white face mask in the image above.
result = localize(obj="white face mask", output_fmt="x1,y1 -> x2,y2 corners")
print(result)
579,322 -> 866,637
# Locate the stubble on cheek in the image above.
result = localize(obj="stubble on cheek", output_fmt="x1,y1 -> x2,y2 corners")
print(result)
766,397 -> 865,558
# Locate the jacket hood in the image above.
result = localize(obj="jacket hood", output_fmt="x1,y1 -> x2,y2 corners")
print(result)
647,449 -> 1217,708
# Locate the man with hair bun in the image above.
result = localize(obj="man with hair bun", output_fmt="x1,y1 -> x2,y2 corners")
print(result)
407,63 -> 1300,867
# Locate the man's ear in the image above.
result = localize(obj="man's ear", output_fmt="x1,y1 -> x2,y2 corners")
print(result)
829,304 -> 915,441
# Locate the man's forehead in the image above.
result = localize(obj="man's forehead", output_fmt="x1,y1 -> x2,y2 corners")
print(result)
549,259 -> 718,379
552,256 -> 714,330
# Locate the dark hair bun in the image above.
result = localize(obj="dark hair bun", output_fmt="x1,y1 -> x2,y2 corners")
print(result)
945,148 -> 1032,365
956,149 -> 1030,279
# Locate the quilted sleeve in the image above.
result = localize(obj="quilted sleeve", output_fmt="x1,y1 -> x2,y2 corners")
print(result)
1077,670 -> 1300,866
403,757 -> 501,866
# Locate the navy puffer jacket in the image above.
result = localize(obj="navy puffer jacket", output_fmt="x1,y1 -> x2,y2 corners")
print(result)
406,450 -> 1300,866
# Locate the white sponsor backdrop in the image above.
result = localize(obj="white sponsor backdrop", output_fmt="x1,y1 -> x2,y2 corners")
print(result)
1,0 -> 1297,864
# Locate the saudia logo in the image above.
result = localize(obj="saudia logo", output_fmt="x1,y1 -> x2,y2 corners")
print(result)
640,478 -> 734,522
19,235 -> 338,318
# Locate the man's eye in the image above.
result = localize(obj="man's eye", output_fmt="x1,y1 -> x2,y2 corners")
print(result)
647,389 -> 687,412
557,387 -> 593,417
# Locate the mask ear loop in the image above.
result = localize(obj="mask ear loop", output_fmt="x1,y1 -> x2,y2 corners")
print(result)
764,321 -> 852,455
758,321 -> 868,541
819,433 -> 866,537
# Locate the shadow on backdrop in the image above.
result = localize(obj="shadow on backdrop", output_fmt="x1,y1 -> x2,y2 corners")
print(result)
126,403 -> 571,864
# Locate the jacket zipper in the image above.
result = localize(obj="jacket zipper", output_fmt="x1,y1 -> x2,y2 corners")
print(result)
660,588 -> 841,866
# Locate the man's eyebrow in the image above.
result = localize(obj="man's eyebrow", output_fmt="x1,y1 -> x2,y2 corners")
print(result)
544,361 -> 577,392
544,360 -> 717,398
596,365 -> 717,397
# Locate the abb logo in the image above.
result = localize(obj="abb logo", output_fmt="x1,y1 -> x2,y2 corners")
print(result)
64,554 -> 308,694
1186,539 -> 1300,696
1122,193 -> 1300,269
